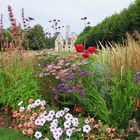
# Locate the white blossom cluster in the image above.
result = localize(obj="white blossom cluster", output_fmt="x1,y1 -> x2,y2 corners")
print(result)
34,108 -> 91,139
17,100 -> 91,140
18,99 -> 46,113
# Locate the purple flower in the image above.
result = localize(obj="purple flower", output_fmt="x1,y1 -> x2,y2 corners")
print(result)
54,94 -> 59,99
52,89 -> 58,93
136,71 -> 140,75
79,90 -> 86,98
134,77 -> 140,83
80,69 -> 90,76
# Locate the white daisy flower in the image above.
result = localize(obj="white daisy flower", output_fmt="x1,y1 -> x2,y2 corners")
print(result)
34,131 -> 42,139
59,110 -> 65,117
83,125 -> 91,133
50,125 -> 57,132
52,119 -> 58,124
18,101 -> 23,106
64,121 -> 71,129
19,106 -> 25,112
46,114 -> 53,121
65,113 -> 73,120
56,127 -> 63,136
35,119 -> 41,126
41,100 -> 46,106
84,119 -> 90,124
66,128 -> 73,137
50,122 -> 58,127
55,111 -> 61,118
34,99 -> 41,106
27,104 -> 32,109
49,110 -> 55,116
72,118 -> 79,127
64,107 -> 70,112
39,118 -> 46,126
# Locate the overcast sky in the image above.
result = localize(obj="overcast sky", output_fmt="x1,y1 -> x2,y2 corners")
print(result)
0,0 -> 135,36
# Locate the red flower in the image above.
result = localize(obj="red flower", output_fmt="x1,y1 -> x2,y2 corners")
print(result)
87,46 -> 97,54
75,106 -> 82,112
82,52 -> 90,58
75,44 -> 84,52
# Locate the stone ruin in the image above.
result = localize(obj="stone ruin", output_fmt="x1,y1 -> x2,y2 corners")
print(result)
55,25 -> 77,52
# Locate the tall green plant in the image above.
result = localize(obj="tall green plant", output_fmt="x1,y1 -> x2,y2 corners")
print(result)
0,52 -> 41,109
110,70 -> 138,128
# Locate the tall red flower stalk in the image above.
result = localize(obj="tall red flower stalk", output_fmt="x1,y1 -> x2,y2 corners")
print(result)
7,5 -> 24,51
8,5 -> 16,27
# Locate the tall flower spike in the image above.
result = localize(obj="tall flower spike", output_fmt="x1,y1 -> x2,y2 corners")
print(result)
21,8 -> 27,29
8,5 -> 16,26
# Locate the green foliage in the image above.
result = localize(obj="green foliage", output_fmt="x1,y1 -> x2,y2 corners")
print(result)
45,36 -> 56,49
110,70 -> 138,128
92,63 -> 112,100
26,24 -> 53,50
81,63 -> 110,123
0,53 -> 41,109
0,128 -> 32,140
77,0 -> 140,46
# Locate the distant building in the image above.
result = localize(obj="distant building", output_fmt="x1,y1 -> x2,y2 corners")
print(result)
55,25 -> 77,52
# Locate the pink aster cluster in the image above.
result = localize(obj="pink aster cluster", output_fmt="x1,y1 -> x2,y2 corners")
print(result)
39,54 -> 88,80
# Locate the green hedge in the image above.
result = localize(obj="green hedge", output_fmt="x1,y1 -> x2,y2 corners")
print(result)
76,0 -> 140,47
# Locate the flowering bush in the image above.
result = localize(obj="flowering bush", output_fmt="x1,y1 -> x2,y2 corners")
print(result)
13,99 -> 117,140
52,64 -> 91,111
37,53 -> 89,106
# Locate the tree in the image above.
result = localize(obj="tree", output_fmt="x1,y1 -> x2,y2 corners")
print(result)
26,24 -> 47,50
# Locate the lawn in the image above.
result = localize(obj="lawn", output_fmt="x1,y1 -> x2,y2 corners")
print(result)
0,128 -> 32,140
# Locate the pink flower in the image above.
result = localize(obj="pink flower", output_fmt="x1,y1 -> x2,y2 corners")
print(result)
31,124 -> 36,129
93,124 -> 99,129
23,123 -> 27,127
27,128 -> 34,135
27,122 -> 32,127
20,114 -> 25,120
26,109 -> 31,113
30,116 -> 35,121
18,124 -> 23,128
29,98 -> 34,104
40,106 -> 46,111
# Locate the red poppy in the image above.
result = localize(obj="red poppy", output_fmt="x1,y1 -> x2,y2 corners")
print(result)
75,44 -> 84,52
87,46 -> 97,54
82,52 -> 90,58
75,106 -> 82,112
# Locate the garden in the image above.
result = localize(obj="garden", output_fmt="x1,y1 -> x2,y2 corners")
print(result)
0,3 -> 140,140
